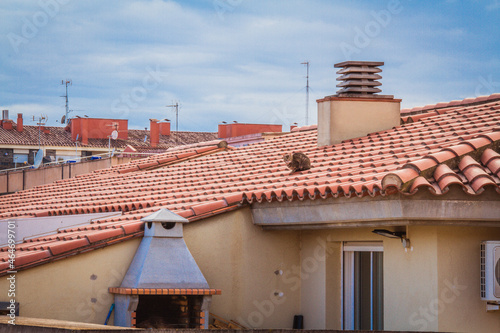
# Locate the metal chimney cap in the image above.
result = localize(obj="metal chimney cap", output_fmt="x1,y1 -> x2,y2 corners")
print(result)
141,208 -> 189,223
334,61 -> 384,68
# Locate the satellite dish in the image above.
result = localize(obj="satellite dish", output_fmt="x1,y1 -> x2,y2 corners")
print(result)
76,134 -> 79,141
144,135 -> 148,143
61,115 -> 66,124
111,130 -> 118,140
33,149 -> 44,169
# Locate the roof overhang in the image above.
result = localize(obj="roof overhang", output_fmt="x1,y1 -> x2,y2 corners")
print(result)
251,187 -> 500,230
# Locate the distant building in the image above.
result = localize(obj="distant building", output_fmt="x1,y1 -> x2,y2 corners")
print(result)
0,113 -> 216,169
218,123 -> 285,147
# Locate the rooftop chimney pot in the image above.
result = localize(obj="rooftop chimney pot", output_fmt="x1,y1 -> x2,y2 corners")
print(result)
317,61 -> 401,146
334,61 -> 393,98
17,113 -> 23,132
150,119 -> 159,148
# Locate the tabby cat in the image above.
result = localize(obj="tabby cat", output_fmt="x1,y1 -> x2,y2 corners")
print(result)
283,152 -> 311,174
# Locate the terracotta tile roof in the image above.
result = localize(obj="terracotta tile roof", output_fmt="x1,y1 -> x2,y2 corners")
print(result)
1,95 -> 500,275
0,124 -> 217,149
400,93 -> 500,117
125,129 -> 218,149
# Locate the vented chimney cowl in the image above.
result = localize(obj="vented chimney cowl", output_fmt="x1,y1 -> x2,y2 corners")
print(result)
317,61 -> 401,146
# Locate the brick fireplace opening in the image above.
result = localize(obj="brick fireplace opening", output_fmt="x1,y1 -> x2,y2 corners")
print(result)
136,295 -> 202,328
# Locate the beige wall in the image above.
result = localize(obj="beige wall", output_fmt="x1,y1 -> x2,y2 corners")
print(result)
0,208 -> 301,329
317,97 -> 400,146
384,226 -> 439,331
436,227 -> 500,333
2,206 -> 499,332
299,225 -> 500,332
0,157 -> 135,194
184,207 -> 301,329
300,228 -> 387,330
0,239 -> 141,325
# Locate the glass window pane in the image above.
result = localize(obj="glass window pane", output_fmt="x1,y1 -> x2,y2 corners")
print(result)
344,247 -> 383,331
13,154 -> 28,164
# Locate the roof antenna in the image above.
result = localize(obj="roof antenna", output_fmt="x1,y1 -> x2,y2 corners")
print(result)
301,61 -> 310,125
166,101 -> 179,144
60,79 -> 72,124
32,114 -> 48,150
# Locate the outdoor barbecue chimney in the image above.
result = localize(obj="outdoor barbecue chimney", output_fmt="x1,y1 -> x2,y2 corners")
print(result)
110,209 -> 220,329
317,61 -> 401,146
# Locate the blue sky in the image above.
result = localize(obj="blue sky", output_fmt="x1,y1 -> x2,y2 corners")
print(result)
1,0 -> 499,132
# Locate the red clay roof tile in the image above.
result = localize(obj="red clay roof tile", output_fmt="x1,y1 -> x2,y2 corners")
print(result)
437,174 -> 464,191
14,250 -> 51,267
85,228 -> 125,243
406,157 -> 438,173
470,176 -> 497,193
458,155 -> 481,171
428,150 -> 457,164
409,176 -> 436,194
443,143 -> 475,157
48,238 -> 90,256
466,137 -> 493,149
191,200 -> 228,216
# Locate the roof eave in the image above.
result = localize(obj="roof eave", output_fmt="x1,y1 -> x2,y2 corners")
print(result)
251,187 -> 500,230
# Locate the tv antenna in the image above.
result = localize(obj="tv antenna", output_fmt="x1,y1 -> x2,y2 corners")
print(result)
166,102 -> 179,144
301,61 -> 310,125
60,79 -> 72,124
32,114 -> 48,149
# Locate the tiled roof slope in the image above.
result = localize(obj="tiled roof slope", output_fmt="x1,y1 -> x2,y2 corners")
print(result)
400,93 -> 500,118
0,124 -> 217,149
1,95 -> 500,275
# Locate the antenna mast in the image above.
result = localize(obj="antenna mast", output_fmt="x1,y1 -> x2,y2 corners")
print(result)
61,79 -> 72,124
301,61 -> 310,125
32,114 -> 48,149
166,102 -> 179,144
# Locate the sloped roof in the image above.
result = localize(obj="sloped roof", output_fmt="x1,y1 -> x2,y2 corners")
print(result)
400,93 -> 500,117
0,124 -> 217,149
1,95 -> 499,275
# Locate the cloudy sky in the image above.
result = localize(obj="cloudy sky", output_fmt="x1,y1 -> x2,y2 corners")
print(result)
1,0 -> 499,132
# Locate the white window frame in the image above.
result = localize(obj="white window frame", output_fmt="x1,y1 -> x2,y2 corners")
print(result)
342,242 -> 383,330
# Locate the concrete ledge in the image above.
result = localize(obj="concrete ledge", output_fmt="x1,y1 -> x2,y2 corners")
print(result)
0,316 -> 136,331
0,324 -> 438,333
252,188 -> 500,229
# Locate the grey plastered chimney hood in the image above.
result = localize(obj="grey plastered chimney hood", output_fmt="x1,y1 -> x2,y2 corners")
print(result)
120,208 -> 209,289
110,208 -> 220,329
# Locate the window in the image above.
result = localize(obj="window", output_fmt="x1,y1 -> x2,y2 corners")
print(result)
0,301 -> 19,316
13,154 -> 28,165
343,242 -> 383,330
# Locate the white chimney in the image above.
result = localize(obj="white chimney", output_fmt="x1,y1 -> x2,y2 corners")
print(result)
317,61 -> 401,146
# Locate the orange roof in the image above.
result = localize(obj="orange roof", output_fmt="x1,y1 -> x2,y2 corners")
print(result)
0,124 -> 217,149
400,93 -> 500,116
1,95 -> 500,275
